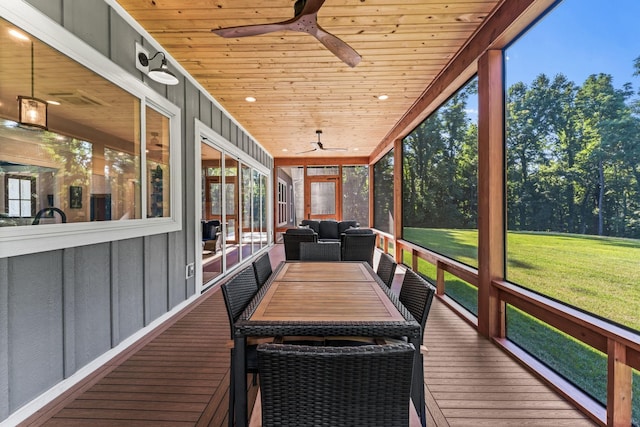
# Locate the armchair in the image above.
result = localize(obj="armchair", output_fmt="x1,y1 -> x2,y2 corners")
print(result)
202,220 -> 221,252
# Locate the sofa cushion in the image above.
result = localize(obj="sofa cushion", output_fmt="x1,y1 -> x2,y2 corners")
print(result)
344,227 -> 374,234
319,220 -> 340,240
338,220 -> 359,234
300,219 -> 320,234
287,227 -> 317,235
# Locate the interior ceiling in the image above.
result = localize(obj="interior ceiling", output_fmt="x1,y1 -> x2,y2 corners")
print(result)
116,0 -> 501,158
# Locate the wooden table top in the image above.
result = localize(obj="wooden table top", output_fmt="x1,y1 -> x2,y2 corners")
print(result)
250,261 -> 406,322
272,262 -> 374,282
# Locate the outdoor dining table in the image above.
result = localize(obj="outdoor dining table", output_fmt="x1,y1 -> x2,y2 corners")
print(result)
232,260 -> 425,427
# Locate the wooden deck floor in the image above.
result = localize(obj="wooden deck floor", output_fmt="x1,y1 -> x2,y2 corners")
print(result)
19,245 -> 596,427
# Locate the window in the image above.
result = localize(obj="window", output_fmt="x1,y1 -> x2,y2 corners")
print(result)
0,16 -> 180,257
373,150 -> 394,233
5,175 -> 35,218
277,179 -> 288,226
504,0 -> 640,419
307,166 -> 339,176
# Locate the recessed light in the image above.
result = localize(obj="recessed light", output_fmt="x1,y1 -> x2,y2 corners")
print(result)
353,148 -> 359,151
9,29 -> 29,41
245,96 -> 256,103
282,148 -> 288,152
377,94 -> 389,101
47,100 -> 61,106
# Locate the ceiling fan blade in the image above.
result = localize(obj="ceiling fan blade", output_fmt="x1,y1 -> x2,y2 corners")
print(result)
212,21 -> 291,38
299,0 -> 326,16
213,0 -> 323,38
321,147 -> 348,151
296,148 -> 318,154
313,25 -> 361,67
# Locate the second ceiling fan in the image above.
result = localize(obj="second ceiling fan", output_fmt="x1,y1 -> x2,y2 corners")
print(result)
211,0 -> 361,68
297,130 -> 347,154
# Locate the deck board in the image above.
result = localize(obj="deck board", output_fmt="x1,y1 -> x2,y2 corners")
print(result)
19,245 -> 596,427
422,295 -> 596,427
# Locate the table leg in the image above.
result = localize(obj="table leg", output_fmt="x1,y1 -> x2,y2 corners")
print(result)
234,336 -> 247,427
410,336 -> 426,427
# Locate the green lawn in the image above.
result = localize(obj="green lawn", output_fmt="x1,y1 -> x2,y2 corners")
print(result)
402,227 -> 640,331
401,227 -> 640,423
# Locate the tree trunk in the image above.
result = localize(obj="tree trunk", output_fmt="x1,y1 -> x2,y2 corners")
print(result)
597,158 -> 604,236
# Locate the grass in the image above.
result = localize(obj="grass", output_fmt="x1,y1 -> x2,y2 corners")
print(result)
402,227 -> 640,330
401,227 -> 640,424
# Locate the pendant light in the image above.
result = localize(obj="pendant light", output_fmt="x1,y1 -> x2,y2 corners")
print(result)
18,40 -> 48,129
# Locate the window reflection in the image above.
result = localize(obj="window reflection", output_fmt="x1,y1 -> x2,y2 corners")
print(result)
0,17 -> 153,227
146,107 -> 170,218
0,117 -> 142,225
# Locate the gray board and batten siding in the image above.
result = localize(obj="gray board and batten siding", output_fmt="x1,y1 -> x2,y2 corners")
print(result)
0,0 -> 272,421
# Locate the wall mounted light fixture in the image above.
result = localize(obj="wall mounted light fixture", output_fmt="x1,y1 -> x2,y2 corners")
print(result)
137,51 -> 179,85
18,40 -> 48,129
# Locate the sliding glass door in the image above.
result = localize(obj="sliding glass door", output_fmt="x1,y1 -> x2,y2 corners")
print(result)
201,143 -> 224,284
199,137 -> 270,290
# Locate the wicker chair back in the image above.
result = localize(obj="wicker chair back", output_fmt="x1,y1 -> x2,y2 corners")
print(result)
257,343 -> 415,427
299,242 -> 341,261
376,252 -> 397,288
399,269 -> 436,341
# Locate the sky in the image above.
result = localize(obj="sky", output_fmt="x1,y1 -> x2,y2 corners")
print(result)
505,0 -> 640,89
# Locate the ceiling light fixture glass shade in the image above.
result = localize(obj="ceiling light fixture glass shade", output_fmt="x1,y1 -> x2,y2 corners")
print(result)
137,51 -> 179,85
18,96 -> 48,129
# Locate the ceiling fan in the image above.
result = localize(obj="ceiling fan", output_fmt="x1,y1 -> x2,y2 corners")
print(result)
297,130 -> 348,154
146,132 -> 166,155
211,0 -> 361,68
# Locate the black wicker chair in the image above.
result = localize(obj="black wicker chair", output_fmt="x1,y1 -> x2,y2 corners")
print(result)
299,241 -> 341,261
256,343 -> 415,427
252,252 -> 272,288
376,252 -> 398,288
399,268 -> 436,342
221,266 -> 260,427
283,228 -> 318,260
341,228 -> 376,266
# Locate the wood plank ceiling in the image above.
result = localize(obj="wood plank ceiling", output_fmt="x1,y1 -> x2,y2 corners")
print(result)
116,0 -> 500,158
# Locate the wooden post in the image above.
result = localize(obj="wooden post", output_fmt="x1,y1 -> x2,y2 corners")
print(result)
477,49 -> 505,339
436,262 -> 445,296
368,163 -> 374,229
607,339 -> 632,426
393,138 -> 403,262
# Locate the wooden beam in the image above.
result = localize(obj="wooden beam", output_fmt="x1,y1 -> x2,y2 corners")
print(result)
274,156 -> 368,167
477,49 -> 505,339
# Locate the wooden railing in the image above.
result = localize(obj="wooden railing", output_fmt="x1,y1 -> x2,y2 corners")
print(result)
372,229 -> 640,427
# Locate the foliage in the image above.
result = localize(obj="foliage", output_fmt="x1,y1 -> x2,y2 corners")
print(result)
402,78 -> 478,230
402,61 -> 640,239
506,71 -> 640,238
342,166 -> 369,226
